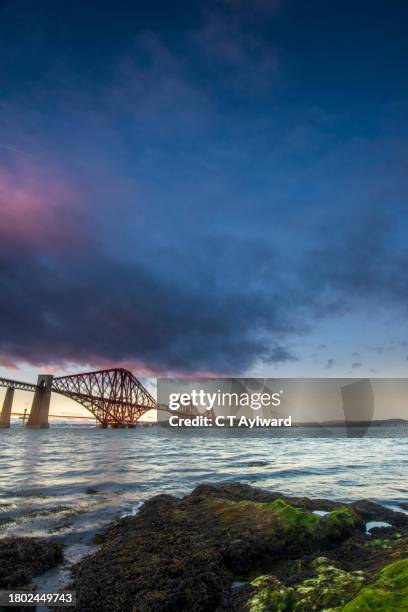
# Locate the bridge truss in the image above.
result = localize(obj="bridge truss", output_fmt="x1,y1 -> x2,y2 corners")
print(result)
1,368 -> 208,427
0,376 -> 37,393
52,368 -> 157,427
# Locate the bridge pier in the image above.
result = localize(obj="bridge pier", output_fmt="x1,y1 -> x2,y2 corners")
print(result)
0,387 -> 14,428
26,375 -> 53,429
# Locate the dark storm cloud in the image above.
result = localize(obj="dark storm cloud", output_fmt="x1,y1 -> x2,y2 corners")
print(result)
273,168 -> 408,369
0,157 -> 304,374
0,0 -> 295,375
0,230 -> 300,374
1,182 -> 406,375
1,0 -> 408,374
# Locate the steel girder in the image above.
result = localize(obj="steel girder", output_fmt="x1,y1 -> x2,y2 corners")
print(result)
52,368 -> 157,426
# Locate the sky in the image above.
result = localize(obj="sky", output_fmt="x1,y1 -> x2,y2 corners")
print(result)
1,0 -> 408,417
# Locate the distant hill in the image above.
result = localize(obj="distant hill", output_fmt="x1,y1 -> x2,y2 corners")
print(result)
293,418 -> 408,427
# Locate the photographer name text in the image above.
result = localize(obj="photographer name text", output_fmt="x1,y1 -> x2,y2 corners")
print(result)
168,415 -> 292,428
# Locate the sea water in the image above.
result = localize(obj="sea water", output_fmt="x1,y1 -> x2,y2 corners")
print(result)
0,425 -> 407,559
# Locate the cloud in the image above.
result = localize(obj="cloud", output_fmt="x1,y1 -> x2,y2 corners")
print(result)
0,357 -> 19,370
191,11 -> 277,90
0,13 -> 291,376
0,163 -> 86,252
0,153 -> 302,374
1,1 -> 408,378
301,190 -> 408,318
220,0 -> 283,17
0,234 -> 301,375
1,101 -> 408,377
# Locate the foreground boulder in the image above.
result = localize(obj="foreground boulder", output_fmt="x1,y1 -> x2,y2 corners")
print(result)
67,493 -> 228,612
63,483 -> 408,611
206,497 -> 363,574
0,537 -> 62,589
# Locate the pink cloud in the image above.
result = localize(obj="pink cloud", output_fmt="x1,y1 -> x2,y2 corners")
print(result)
0,357 -> 19,370
0,355 -> 224,380
0,162 -> 83,252
59,358 -> 225,379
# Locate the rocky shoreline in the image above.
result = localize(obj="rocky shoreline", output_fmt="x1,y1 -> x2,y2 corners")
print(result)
1,483 -> 407,611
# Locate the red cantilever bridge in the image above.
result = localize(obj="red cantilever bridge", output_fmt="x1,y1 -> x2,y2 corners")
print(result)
0,368 -> 198,429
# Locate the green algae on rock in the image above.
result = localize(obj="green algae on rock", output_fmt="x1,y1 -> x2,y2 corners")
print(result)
210,497 -> 320,540
295,557 -> 365,610
342,558 -> 408,611
210,496 -> 363,571
247,557 -> 365,612
319,507 -> 363,541
207,497 -> 364,577
248,575 -> 290,612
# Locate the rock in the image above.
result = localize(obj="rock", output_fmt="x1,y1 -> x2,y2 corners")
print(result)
66,484 -> 370,611
67,493 -> 230,612
350,499 -> 408,528
208,497 -> 363,574
342,558 -> 408,611
188,483 -> 339,513
247,557 -> 365,612
318,506 -> 364,541
369,525 -> 397,538
0,537 -> 63,589
247,575 -> 289,611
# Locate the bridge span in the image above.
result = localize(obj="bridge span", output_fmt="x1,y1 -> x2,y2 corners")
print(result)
0,369 -> 203,428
